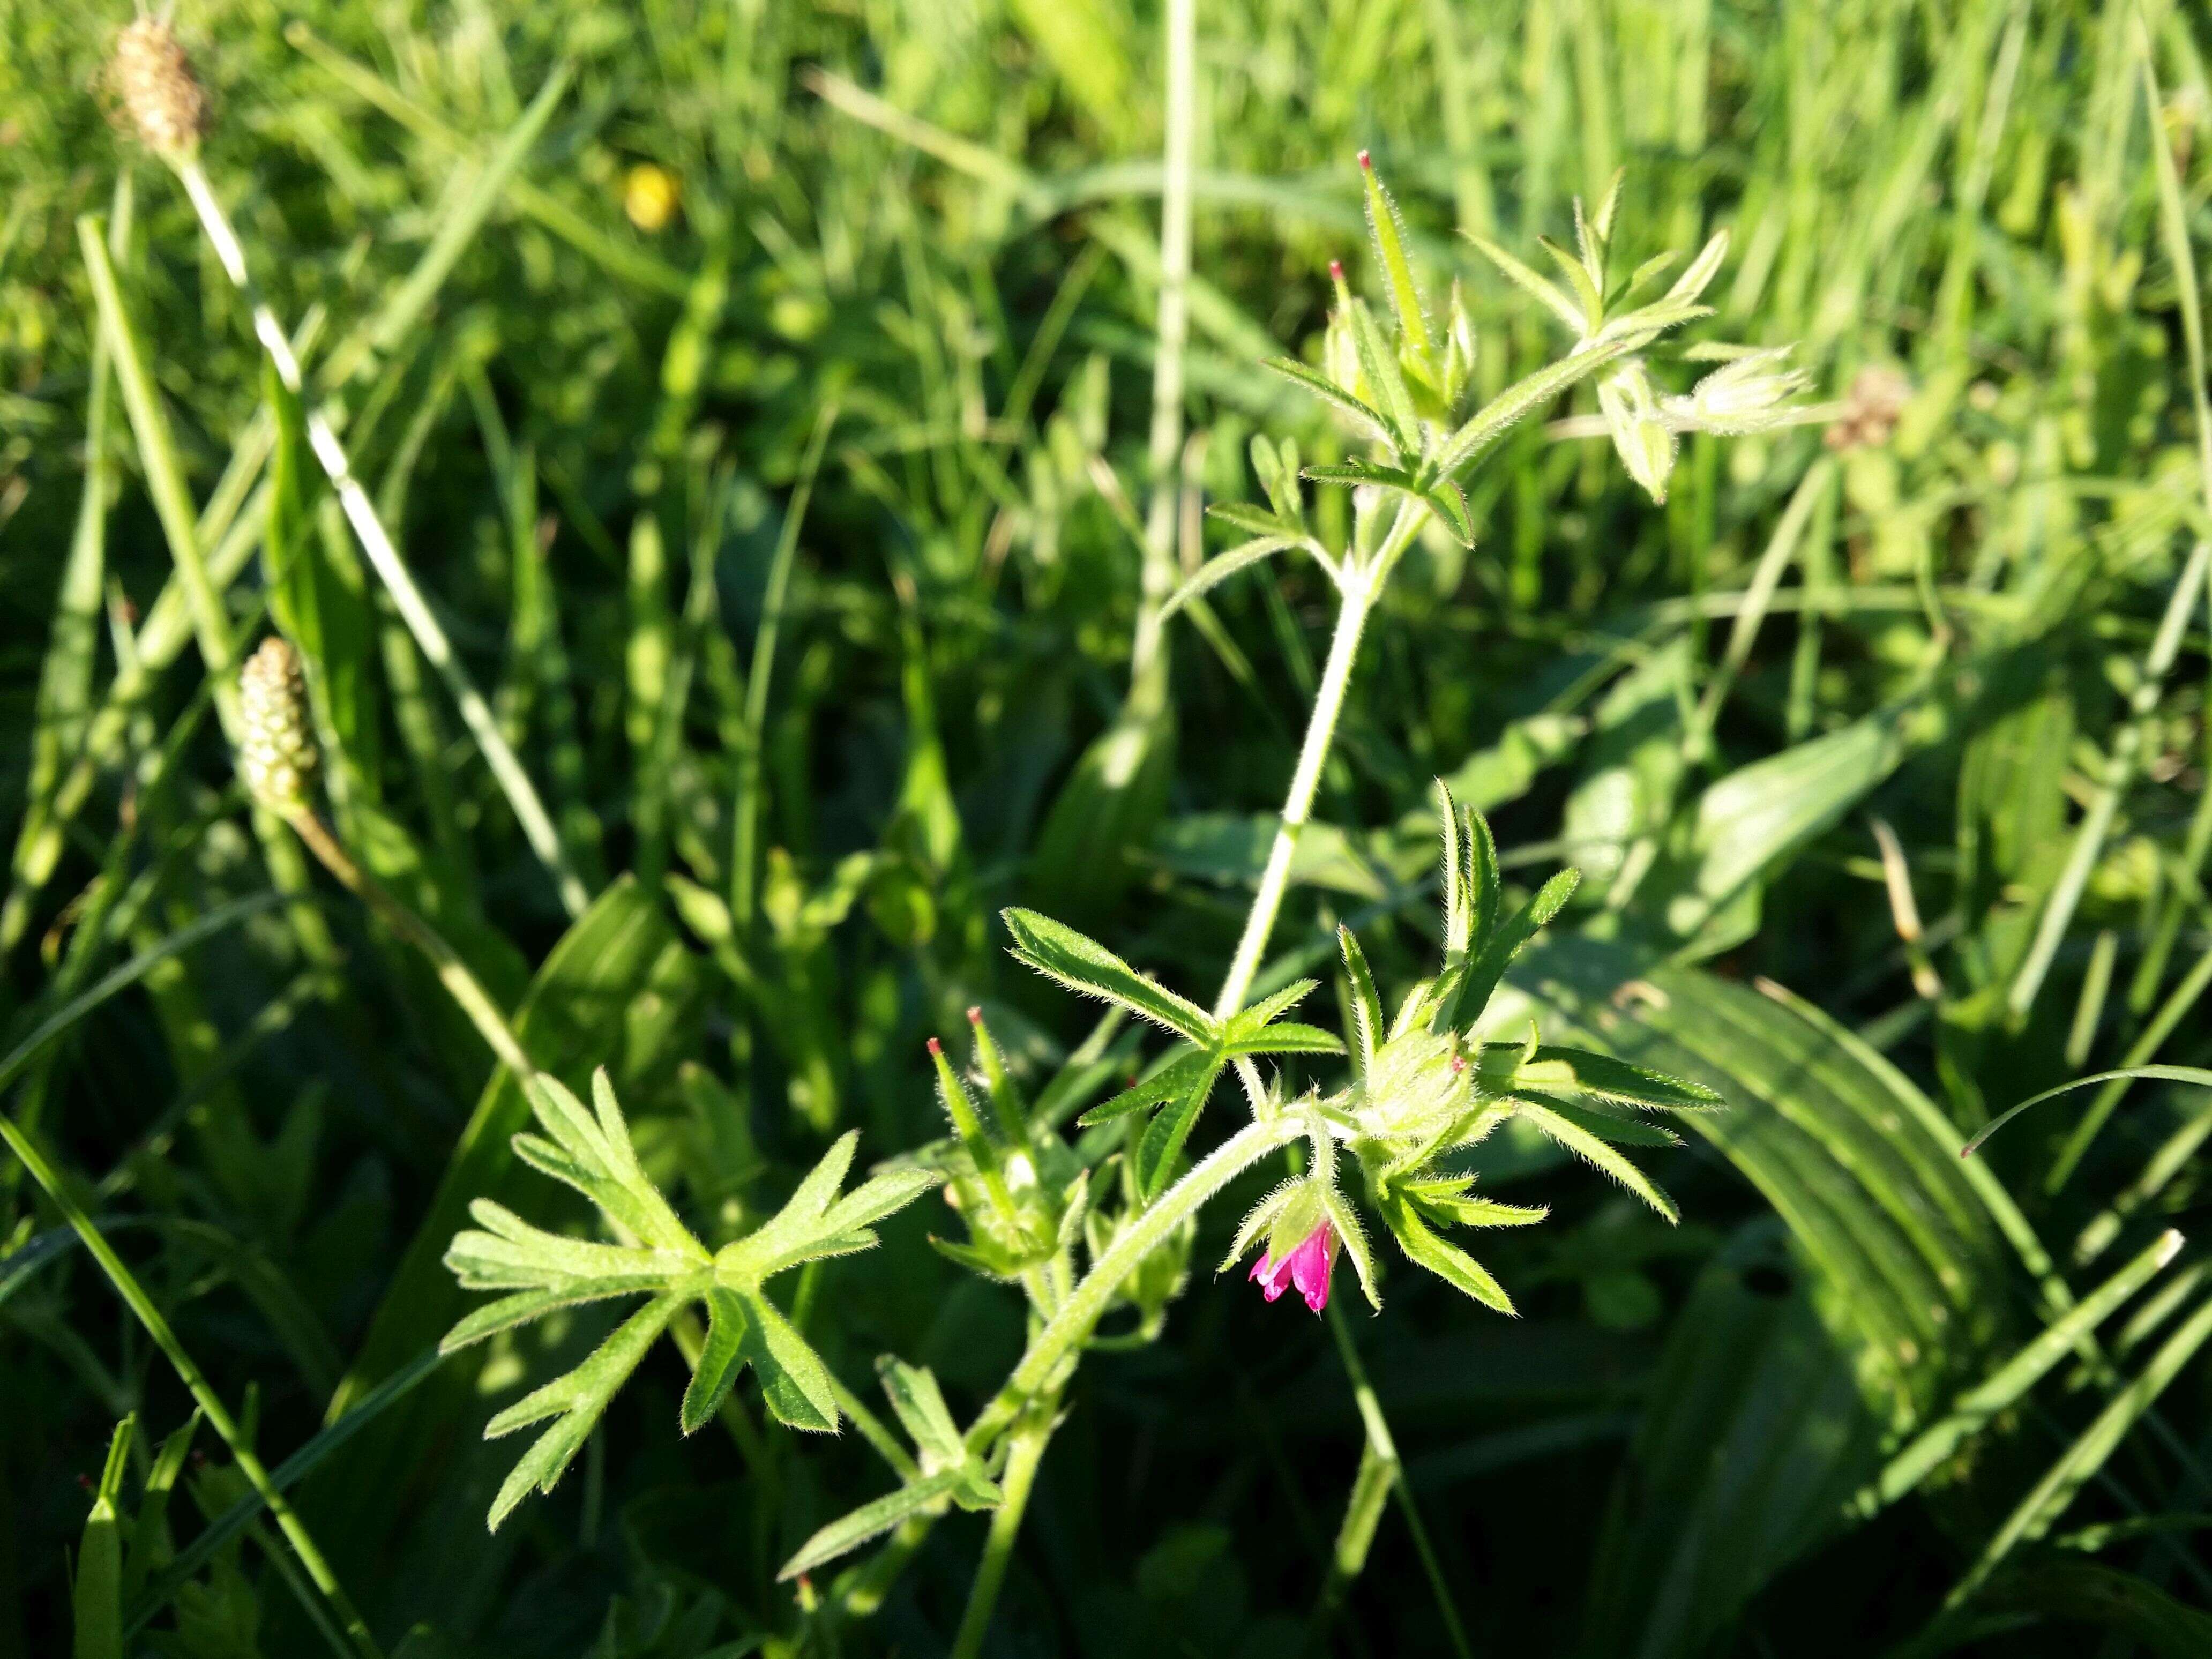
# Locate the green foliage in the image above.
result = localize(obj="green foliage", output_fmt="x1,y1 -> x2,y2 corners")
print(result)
442,1071 -> 936,1527
7,0 -> 2212,1654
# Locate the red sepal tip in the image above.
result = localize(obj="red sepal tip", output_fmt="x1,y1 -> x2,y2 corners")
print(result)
1357,148 -> 1372,169
966,1005 -> 983,1025
1328,258 -> 1344,280
926,1036 -> 943,1057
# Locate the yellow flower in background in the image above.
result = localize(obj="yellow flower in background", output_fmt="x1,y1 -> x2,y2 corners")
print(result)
623,163 -> 681,232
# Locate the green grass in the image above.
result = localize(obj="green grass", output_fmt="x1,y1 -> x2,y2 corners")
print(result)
5,1 -> 2212,1655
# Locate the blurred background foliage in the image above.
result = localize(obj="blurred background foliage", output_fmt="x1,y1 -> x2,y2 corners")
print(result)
5,0 -> 2212,1654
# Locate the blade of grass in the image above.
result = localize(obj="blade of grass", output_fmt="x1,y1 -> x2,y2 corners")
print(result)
0,900 -> 380,1659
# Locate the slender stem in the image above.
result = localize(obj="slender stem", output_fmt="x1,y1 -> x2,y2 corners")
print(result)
280,807 -> 536,1081
2007,536 -> 2212,1019
175,159 -> 590,918
732,402 -> 839,929
1126,0 -> 1198,704
1324,1303 -> 1473,1659
950,1400 -> 1058,1659
1216,496 -> 1429,1020
0,1112 -> 384,1659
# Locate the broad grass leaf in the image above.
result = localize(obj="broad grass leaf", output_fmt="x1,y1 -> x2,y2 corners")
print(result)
1505,936 -> 2015,1424
1576,1223 -> 1881,1659
1027,704 -> 1175,925
1640,704 -> 1914,951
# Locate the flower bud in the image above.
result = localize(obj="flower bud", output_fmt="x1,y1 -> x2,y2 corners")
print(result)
238,637 -> 316,811
109,18 -> 209,158
1824,363 -> 1911,453
1665,347 -> 1810,436
1598,363 -> 1677,504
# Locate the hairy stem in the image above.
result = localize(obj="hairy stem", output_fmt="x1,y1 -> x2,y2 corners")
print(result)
967,1116 -> 1292,1450
1216,499 -> 1426,1018
950,1399 -> 1059,1659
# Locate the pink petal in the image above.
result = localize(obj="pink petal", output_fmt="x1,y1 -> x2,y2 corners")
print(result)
1250,1250 -> 1291,1302
1287,1222 -> 1338,1315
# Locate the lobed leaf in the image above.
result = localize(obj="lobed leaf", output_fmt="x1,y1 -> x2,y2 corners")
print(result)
1003,908 -> 1217,1044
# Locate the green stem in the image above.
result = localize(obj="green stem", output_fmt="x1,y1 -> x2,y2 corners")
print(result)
280,808 -> 536,1081
1322,1305 -> 1474,1659
950,1401 -> 1058,1659
1216,498 -> 1428,1019
731,402 -> 838,929
76,216 -> 340,971
0,1113 -> 383,1659
2007,535 -> 2212,1020
966,1117 -> 1292,1451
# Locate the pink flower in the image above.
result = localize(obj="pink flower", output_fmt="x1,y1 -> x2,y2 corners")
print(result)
1249,1220 -> 1339,1314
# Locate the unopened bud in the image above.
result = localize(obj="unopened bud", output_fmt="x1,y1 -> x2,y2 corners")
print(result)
109,18 -> 208,158
239,637 -> 315,810
1665,347 -> 1810,437
1598,363 -> 1677,504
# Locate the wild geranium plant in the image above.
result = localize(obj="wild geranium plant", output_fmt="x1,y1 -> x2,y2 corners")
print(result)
440,156 -> 1794,1639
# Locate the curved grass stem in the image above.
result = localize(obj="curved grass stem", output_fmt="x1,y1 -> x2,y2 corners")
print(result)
173,158 -> 591,919
0,1111 -> 384,1659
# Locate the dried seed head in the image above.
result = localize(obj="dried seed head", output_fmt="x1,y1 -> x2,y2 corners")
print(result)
109,18 -> 208,158
1825,364 -> 1912,453
239,637 -> 316,810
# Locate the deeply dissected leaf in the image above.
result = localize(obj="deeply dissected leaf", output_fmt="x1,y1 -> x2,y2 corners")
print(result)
777,1469 -> 974,1582
1385,1197 -> 1515,1314
484,1294 -> 683,1530
745,1291 -> 841,1432
1161,537 -> 1306,623
1517,1099 -> 1679,1224
1079,1049 -> 1215,1126
1340,926 -> 1384,1078
876,1356 -> 966,1470
679,1287 -> 751,1436
1261,354 -> 1398,445
1446,867 -> 1580,1032
1529,1046 -> 1723,1112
